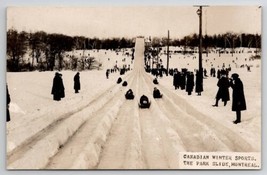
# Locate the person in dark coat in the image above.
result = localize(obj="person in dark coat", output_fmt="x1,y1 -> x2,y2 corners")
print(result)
153,87 -> 163,98
125,89 -> 134,100
139,95 -> 150,108
51,72 -> 65,101
7,85 -> 11,122
173,70 -> 179,90
74,72 -> 80,93
59,74 -> 65,98
195,70 -> 203,96
180,72 -> 186,90
186,72 -> 194,95
230,73 -> 246,124
217,69 -> 221,79
213,70 -> 230,107
106,69 -> 109,79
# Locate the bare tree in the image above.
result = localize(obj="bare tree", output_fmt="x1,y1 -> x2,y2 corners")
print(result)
7,29 -> 27,71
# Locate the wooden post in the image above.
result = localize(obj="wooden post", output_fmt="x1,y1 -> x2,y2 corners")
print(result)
167,30 -> 170,76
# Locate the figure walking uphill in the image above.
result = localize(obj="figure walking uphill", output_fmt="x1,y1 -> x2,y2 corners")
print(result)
51,72 -> 65,101
213,70 -> 230,107
7,85 -> 11,122
230,73 -> 246,124
74,72 -> 80,93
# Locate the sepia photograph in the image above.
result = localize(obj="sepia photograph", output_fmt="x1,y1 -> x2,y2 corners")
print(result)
6,5 -> 261,170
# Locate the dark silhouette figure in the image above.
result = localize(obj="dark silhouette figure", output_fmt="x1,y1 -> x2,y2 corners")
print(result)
139,95 -> 150,108
230,73 -> 246,124
117,77 -> 122,84
180,72 -> 186,90
125,89 -> 134,100
195,70 -> 203,96
217,69 -> 221,79
59,74 -> 65,98
153,87 -> 163,98
122,81 -> 128,86
213,70 -> 230,107
74,72 -> 80,93
173,70 -> 179,90
106,69 -> 109,79
7,85 -> 11,122
153,78 -> 159,84
120,68 -> 125,75
186,72 -> 194,95
51,72 -> 65,101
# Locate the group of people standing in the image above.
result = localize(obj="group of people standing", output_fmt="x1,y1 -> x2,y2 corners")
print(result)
213,70 -> 246,124
51,72 -> 80,101
172,68 -> 203,96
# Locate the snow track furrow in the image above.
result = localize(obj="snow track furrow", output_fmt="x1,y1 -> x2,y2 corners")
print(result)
7,73 -> 134,169
139,73 -> 186,169
45,73 -> 136,169
143,72 -> 254,152
7,72 -> 133,156
96,73 -> 144,169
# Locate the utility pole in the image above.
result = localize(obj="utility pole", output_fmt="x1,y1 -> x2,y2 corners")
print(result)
166,30 -> 170,76
197,6 -> 203,77
195,5 -> 208,92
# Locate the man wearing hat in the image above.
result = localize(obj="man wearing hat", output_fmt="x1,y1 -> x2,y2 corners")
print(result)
230,73 -> 246,124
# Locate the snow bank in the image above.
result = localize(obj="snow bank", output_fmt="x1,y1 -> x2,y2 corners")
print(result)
7,71 -> 133,169
70,100 -> 124,169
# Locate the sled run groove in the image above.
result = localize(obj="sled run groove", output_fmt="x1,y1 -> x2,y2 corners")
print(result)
96,71 -> 145,169
142,70 -> 254,152
7,72 -> 134,169
45,72 -> 141,169
137,71 -> 186,169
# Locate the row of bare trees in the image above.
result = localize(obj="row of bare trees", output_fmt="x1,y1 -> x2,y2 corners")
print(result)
7,29 -> 135,72
151,32 -> 261,50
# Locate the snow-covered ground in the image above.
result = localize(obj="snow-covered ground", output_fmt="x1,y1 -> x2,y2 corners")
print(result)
6,38 -> 261,169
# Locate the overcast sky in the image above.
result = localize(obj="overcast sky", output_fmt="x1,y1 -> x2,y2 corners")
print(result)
7,6 -> 261,39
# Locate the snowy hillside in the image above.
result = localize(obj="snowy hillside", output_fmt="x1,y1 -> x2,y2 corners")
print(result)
6,38 -> 261,169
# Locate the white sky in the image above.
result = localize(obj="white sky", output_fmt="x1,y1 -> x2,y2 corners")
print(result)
7,6 -> 261,39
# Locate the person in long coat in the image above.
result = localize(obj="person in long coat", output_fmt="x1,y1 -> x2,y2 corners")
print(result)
74,72 -> 80,93
230,73 -> 246,124
106,69 -> 109,79
213,70 -> 230,106
173,70 -> 179,89
59,74 -> 65,98
180,72 -> 186,90
195,70 -> 203,95
51,72 -> 65,101
186,72 -> 194,95
7,85 -> 11,122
